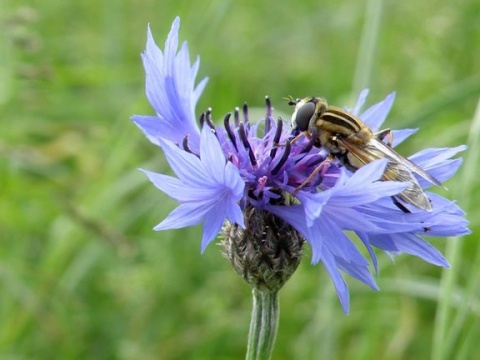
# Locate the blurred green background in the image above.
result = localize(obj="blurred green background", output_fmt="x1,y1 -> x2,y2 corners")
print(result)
1,0 -> 479,359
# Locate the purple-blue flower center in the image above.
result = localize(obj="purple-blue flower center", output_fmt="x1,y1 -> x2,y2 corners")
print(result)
183,97 -> 342,209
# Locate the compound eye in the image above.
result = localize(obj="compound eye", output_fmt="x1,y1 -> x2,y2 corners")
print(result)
292,101 -> 315,131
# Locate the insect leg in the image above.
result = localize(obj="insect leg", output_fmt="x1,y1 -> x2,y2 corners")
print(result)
391,196 -> 411,213
284,131 -> 310,147
272,131 -> 308,151
293,155 -> 334,195
374,128 -> 392,146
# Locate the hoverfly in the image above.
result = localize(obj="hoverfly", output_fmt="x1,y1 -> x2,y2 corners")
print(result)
289,96 -> 442,211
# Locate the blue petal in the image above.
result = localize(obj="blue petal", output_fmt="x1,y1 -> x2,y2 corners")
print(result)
201,202 -> 233,252
267,204 -> 309,238
300,160 -> 395,226
273,205 -> 353,312
388,233 -> 450,267
343,158 -> 388,185
162,24 -> 192,125
132,115 -> 178,148
154,202 -> 209,230
143,29 -> 200,140
199,126 -> 228,181
332,181 -> 409,207
409,145 -> 466,168
391,128 -> 418,147
141,169 -> 216,202
226,200 -> 246,229
368,234 -> 399,252
356,204 -> 441,233
281,210 -> 353,313
352,89 -> 370,115
319,247 -> 351,314
417,158 -> 463,187
225,162 -> 246,200
138,18 -> 209,153
324,159 -> 409,207
360,92 -> 395,130
336,258 -> 379,290
141,169 -> 235,204
143,123 -> 245,252
426,215 -> 470,237
193,76 -> 209,107
297,191 -> 330,227
157,137 -> 213,186
312,216 -> 369,267
428,193 -> 466,215
357,232 -> 379,275
324,208 -> 383,233
407,145 -> 466,186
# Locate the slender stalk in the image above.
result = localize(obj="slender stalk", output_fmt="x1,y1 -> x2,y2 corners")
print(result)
246,288 -> 280,360
432,97 -> 480,360
352,0 -> 383,95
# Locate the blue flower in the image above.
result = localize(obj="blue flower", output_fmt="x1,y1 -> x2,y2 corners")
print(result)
141,126 -> 245,252
132,18 -> 208,154
132,17 -> 470,313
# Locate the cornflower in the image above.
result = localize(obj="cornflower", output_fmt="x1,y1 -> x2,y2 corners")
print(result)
132,20 -> 470,356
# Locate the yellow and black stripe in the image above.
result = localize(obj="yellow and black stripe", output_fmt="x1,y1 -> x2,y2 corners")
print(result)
319,106 -> 363,134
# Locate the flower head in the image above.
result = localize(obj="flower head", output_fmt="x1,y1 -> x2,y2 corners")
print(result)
132,17 -> 470,313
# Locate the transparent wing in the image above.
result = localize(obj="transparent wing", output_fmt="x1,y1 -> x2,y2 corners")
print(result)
365,137 -> 442,186
337,137 -> 435,211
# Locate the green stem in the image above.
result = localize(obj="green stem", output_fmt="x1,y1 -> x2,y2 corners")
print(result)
246,288 -> 280,360
352,0 -> 383,95
431,97 -> 480,360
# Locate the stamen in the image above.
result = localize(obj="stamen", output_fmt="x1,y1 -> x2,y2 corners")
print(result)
264,97 -> 272,135
182,135 -> 200,157
265,117 -> 272,135
269,117 -> 283,159
182,135 -> 193,154
391,196 -> 411,213
265,96 -> 272,116
242,102 -> 249,124
199,112 -> 205,128
234,107 -> 240,127
301,136 -> 315,154
239,123 -> 257,167
223,113 -> 238,151
293,135 -> 316,164
305,157 -> 324,168
247,188 -> 258,201
293,160 -> 326,194
271,140 -> 291,175
257,175 -> 268,192
205,108 -> 216,131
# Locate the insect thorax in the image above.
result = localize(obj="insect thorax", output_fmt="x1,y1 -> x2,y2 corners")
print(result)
347,126 -> 374,145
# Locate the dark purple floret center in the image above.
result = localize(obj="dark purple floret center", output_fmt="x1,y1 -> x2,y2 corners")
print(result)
185,97 -> 341,207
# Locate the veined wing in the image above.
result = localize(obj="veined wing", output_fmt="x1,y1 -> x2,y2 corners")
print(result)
336,136 -> 435,211
365,138 -> 442,187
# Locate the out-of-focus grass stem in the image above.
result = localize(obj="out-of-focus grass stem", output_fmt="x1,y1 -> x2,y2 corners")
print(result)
352,0 -> 383,96
432,97 -> 480,360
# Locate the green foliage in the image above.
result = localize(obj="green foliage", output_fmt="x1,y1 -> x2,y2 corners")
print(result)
1,0 -> 479,359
